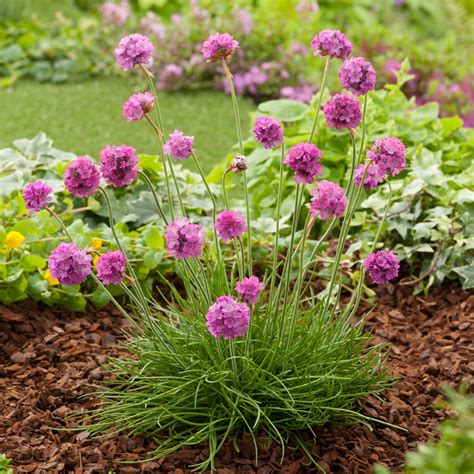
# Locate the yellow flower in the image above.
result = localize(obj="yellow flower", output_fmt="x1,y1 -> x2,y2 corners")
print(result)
91,238 -> 103,250
5,231 -> 25,250
93,255 -> 100,267
43,269 -> 59,286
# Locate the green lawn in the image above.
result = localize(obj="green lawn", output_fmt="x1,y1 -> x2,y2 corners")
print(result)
0,77 -> 254,172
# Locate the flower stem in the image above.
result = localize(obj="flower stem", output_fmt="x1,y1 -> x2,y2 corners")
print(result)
308,56 -> 331,144
138,170 -> 168,225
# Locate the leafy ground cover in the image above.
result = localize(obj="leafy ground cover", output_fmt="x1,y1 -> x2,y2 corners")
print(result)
0,282 -> 472,472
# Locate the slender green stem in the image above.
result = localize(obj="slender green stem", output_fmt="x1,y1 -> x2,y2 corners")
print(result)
222,169 -> 231,209
242,171 -> 252,275
308,56 -> 331,144
138,170 -> 168,225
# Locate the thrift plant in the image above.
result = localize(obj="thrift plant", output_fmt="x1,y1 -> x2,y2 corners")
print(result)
26,29 -> 405,470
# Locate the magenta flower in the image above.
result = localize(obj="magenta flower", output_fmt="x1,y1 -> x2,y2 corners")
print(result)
163,130 -> 194,161
115,34 -> 154,71
201,32 -> 239,63
165,217 -> 205,259
283,143 -> 323,184
367,137 -> 406,177
96,250 -> 127,286
236,276 -> 264,304
309,180 -> 348,219
48,242 -> 91,286
99,145 -> 139,187
64,156 -> 101,198
23,180 -> 53,212
339,57 -> 376,96
215,210 -> 247,242
354,163 -> 385,190
311,30 -> 352,60
206,296 -> 250,339
364,250 -> 400,285
253,116 -> 283,149
323,93 -> 362,130
122,92 -> 155,122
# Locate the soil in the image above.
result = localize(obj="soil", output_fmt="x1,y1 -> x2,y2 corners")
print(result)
1,283 -> 473,473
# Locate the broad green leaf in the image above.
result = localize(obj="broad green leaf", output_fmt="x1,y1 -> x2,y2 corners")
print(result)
258,99 -> 309,122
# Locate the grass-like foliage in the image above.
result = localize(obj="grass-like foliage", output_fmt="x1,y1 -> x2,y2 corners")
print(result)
27,29 -> 403,471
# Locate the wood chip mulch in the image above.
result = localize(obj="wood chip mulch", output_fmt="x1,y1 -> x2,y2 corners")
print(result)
1,283 -> 473,473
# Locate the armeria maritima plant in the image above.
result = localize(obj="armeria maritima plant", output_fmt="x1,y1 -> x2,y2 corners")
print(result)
27,29 -> 404,471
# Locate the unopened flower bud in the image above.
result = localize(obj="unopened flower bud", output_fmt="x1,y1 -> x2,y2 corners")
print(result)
230,154 -> 247,173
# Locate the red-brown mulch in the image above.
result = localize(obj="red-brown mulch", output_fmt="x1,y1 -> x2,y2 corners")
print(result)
1,283 -> 473,473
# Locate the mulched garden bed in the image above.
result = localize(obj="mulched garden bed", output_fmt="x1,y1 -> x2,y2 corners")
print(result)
1,283 -> 473,473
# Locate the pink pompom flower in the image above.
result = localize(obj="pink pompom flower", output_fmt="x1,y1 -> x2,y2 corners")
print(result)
206,296 -> 250,339
122,92 -> 155,122
96,250 -> 127,285
64,156 -> 101,198
364,250 -> 400,285
23,180 -> 53,212
339,57 -> 376,96
323,93 -> 362,129
253,116 -> 283,149
163,130 -> 194,161
48,242 -> 92,286
367,137 -> 406,177
283,143 -> 323,184
201,32 -> 239,63
354,163 -> 385,190
309,180 -> 348,219
99,144 -> 139,187
311,30 -> 352,60
215,210 -> 247,242
165,217 -> 205,259
115,34 -> 154,71
236,276 -> 264,304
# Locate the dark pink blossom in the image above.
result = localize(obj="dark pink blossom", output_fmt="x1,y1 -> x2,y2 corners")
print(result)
236,276 -> 264,304
309,180 -> 348,219
23,180 -> 53,212
311,30 -> 352,60
339,57 -> 376,96
202,33 -> 239,63
253,116 -> 283,149
96,250 -> 127,285
206,296 -> 250,339
284,143 -> 323,184
364,250 -> 400,285
323,93 -> 362,129
64,156 -> 101,198
115,34 -> 154,71
48,242 -> 91,286
215,210 -> 247,242
165,217 -> 205,259
99,145 -> 139,187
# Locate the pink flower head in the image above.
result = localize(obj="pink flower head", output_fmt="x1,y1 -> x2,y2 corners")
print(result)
215,210 -> 247,242
64,156 -> 101,198
309,180 -> 347,219
354,163 -> 385,190
163,130 -> 194,161
323,93 -> 362,129
236,276 -> 264,304
364,250 -> 400,285
229,154 -> 247,173
202,32 -> 239,63
23,180 -> 53,212
253,116 -> 283,149
339,57 -> 376,96
367,137 -> 406,177
99,144 -> 139,187
283,143 -> 323,184
122,92 -> 155,122
99,0 -> 129,26
48,242 -> 91,286
165,217 -> 205,259
96,250 -> 127,285
206,296 -> 250,339
311,30 -> 352,60
115,34 -> 154,71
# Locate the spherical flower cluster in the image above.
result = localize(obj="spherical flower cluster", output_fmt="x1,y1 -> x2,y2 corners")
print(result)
235,276 -> 264,304
309,180 -> 348,219
367,137 -> 406,177
163,130 -> 194,161
206,296 -> 250,339
100,145 -> 139,187
96,251 -> 127,286
253,116 -> 283,149
364,250 -> 400,285
122,92 -> 155,122
311,29 -> 352,60
23,180 -> 53,212
64,157 -> 101,197
354,163 -> 385,190
283,143 -> 323,184
115,34 -> 154,71
229,154 -> 247,173
165,217 -> 205,259
215,210 -> 247,242
339,57 -> 376,96
201,32 -> 239,63
323,93 -> 362,129
48,242 -> 91,286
